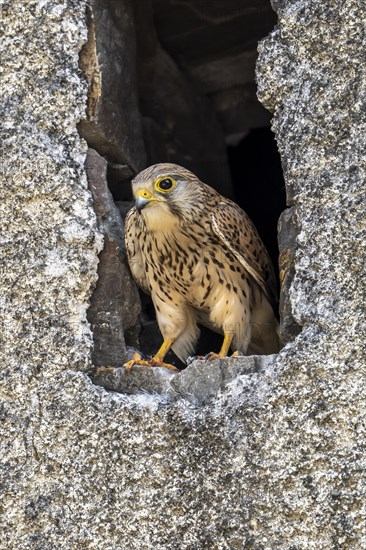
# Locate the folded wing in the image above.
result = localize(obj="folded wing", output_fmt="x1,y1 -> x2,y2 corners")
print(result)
211,199 -> 278,312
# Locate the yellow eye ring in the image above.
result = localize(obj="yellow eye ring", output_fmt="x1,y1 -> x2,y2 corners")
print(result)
154,176 -> 176,193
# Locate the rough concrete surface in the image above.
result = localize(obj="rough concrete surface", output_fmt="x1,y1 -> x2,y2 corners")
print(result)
277,207 -> 302,344
86,148 -> 141,367
92,355 -> 274,407
78,0 -> 146,175
1,1 -> 365,550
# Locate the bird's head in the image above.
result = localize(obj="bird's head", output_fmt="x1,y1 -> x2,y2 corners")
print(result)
131,163 -> 209,230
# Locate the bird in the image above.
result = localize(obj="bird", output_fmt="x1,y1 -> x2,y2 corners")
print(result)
124,163 -> 281,370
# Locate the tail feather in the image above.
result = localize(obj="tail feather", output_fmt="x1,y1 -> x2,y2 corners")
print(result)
246,284 -> 282,355
171,308 -> 200,362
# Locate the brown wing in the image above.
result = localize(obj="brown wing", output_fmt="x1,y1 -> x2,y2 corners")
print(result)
211,199 -> 278,310
124,207 -> 151,295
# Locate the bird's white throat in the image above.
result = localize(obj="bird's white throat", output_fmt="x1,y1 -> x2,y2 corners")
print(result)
140,203 -> 180,232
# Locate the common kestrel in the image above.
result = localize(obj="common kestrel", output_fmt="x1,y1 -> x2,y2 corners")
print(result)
124,163 -> 280,370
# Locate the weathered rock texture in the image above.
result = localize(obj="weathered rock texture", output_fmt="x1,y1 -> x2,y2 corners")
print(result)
1,2 -> 365,550
277,206 -> 302,344
86,149 -> 141,366
78,0 -> 146,176
93,355 -> 276,406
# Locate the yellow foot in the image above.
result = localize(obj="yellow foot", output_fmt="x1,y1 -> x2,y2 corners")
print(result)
149,357 -> 178,371
123,353 -> 178,372
123,353 -> 150,372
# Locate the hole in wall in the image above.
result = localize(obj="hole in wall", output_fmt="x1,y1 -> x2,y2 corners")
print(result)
129,127 -> 286,369
80,0 -> 293,375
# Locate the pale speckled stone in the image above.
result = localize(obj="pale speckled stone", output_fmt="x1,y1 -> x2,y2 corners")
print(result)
1,1 -> 365,549
1,0 -> 102,378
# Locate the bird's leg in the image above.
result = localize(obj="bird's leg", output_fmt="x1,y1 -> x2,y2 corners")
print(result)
205,333 -> 234,361
123,341 -> 178,372
149,339 -> 178,371
218,333 -> 234,357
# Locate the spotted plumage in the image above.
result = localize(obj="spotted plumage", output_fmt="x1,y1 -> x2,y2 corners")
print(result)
125,163 -> 280,368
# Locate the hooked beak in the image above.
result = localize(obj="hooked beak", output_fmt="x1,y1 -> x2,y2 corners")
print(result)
136,195 -> 151,213
135,189 -> 160,213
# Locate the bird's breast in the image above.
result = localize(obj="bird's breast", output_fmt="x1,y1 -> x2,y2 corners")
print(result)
138,226 -> 247,312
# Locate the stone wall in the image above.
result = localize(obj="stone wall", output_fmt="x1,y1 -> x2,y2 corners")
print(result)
1,1 -> 365,549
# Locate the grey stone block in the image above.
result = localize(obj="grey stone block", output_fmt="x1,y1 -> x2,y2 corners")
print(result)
93,364 -> 175,398
92,355 -> 278,406
170,356 -> 259,405
278,207 -> 302,344
86,149 -> 141,366
78,0 -> 146,173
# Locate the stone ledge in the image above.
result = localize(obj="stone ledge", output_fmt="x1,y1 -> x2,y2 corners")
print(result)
92,354 -> 277,406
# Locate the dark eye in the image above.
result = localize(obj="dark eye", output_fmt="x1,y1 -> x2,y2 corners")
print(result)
159,178 -> 173,190
155,177 -> 176,193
